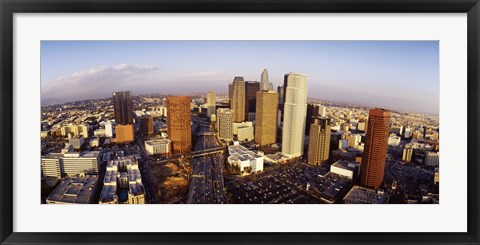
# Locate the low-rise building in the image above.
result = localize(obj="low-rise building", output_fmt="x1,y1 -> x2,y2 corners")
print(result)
233,122 -> 254,142
41,131 -> 49,138
388,133 -> 401,146
228,141 -> 263,175
307,172 -> 352,204
94,128 -> 106,137
46,175 -> 99,204
390,125 -> 404,135
69,135 -> 84,149
89,136 -> 100,147
99,156 -> 145,204
144,139 -> 171,156
263,152 -> 290,164
115,124 -> 135,144
105,120 -> 114,138
330,160 -> 359,179
61,124 -> 88,138
41,151 -> 100,178
343,186 -> 390,204
425,151 -> 439,167
338,139 -> 348,149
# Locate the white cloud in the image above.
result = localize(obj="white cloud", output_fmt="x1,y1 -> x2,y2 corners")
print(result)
41,64 -> 160,102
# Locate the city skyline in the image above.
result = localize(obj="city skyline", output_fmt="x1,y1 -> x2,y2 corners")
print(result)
41,41 -> 439,114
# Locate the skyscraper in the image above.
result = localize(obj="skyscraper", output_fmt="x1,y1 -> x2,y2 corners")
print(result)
281,73 -> 308,157
228,83 -> 234,107
166,96 -> 192,154
255,90 -> 279,146
206,91 -> 216,117
361,108 -> 391,189
116,124 -> 135,144
306,103 -> 320,136
318,105 -> 327,117
308,117 -> 331,166
112,91 -> 133,125
277,85 -> 285,108
277,85 -> 285,142
231,77 -> 246,123
245,81 -> 260,120
216,108 -> 233,141
139,115 -> 154,136
260,69 -> 269,90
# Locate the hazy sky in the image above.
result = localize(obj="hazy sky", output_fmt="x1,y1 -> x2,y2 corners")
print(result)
41,41 -> 439,114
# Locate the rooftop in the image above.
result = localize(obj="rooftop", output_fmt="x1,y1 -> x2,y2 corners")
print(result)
46,175 -> 98,204
145,139 -> 171,146
99,156 -> 145,203
343,186 -> 390,204
308,172 -> 352,203
44,151 -> 99,159
228,144 -> 261,162
331,160 -> 358,172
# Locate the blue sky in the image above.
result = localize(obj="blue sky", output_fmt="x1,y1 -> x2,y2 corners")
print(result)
41,41 -> 439,114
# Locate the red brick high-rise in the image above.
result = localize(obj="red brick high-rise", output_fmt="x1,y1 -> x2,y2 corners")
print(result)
361,108 -> 391,189
166,96 -> 192,154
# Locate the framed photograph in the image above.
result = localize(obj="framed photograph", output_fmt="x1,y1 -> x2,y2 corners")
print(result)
1,0 -> 479,244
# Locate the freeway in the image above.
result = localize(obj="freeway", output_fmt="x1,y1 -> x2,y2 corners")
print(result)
191,147 -> 225,158
187,127 -> 227,204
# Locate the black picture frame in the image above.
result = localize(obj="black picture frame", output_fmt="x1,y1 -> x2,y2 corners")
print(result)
1,0 -> 479,244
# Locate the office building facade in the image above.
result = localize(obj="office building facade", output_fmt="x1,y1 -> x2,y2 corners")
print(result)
244,81 -> 260,121
41,151 -> 100,179
306,103 -> 320,135
139,115 -> 154,136
230,77 -> 246,122
113,91 -> 134,125
308,117 -> 331,166
233,121 -> 254,142
206,91 -> 216,117
145,139 -> 171,156
116,124 -> 135,144
281,73 -> 308,157
166,96 -> 192,154
216,108 -> 234,141
255,90 -> 279,146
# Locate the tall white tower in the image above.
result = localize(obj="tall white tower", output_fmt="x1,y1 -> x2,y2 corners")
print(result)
281,73 -> 308,157
261,69 -> 269,90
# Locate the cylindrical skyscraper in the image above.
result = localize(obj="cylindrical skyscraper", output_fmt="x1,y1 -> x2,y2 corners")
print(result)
281,73 -> 308,157
361,108 -> 391,189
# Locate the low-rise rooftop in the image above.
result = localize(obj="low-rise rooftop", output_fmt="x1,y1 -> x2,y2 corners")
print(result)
343,186 -> 390,204
46,175 -> 98,204
145,139 -> 171,146
228,144 -> 261,162
331,160 -> 358,172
